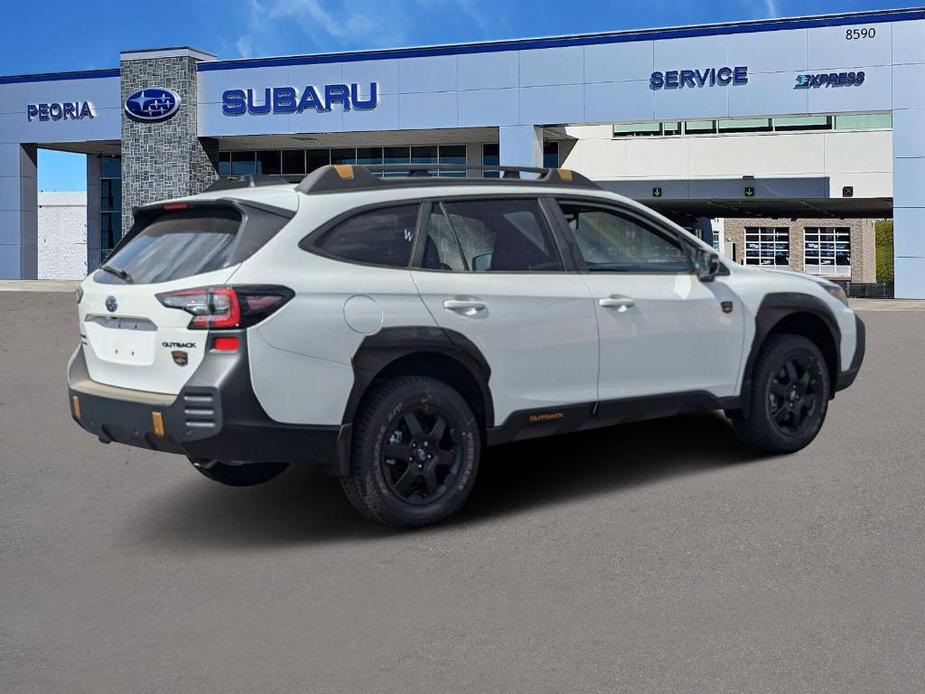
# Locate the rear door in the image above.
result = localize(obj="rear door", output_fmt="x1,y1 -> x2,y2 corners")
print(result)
79,200 -> 293,394
410,197 -> 598,425
550,199 -> 745,401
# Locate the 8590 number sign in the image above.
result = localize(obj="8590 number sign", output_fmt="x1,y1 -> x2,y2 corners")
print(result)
846,27 -> 876,40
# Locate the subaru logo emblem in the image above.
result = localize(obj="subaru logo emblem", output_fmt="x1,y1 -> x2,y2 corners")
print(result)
124,87 -> 181,122
105,296 -> 118,313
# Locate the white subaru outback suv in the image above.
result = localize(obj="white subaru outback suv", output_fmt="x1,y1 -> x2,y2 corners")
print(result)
68,164 -> 865,527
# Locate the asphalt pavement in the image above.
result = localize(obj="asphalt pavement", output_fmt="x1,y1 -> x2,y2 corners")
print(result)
1,290 -> 923,693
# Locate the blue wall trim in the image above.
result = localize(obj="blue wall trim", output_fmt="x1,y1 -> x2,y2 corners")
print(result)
0,9 -> 922,84
0,68 -> 120,85
198,8 -> 925,73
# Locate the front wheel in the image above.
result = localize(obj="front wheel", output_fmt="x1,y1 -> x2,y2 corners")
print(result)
341,376 -> 481,528
731,334 -> 830,454
189,458 -> 290,487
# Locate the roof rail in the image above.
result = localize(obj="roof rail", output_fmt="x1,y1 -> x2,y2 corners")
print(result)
295,164 -> 599,194
203,173 -> 290,193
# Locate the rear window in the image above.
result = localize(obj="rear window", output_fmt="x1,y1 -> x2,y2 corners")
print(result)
96,204 -> 290,284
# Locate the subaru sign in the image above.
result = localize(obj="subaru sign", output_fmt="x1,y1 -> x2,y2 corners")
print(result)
221,83 -> 378,116
650,66 -> 748,90
124,87 -> 181,122
794,71 -> 866,88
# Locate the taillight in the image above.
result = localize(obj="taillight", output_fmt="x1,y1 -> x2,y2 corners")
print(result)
212,336 -> 240,352
156,285 -> 293,330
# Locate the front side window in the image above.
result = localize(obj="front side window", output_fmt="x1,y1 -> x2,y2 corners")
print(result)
558,203 -> 690,272
420,199 -> 562,272
318,204 -> 419,268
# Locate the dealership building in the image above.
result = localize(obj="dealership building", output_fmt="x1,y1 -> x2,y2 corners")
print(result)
1,8 -> 924,296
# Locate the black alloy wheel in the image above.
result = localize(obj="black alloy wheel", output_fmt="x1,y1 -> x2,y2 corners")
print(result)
380,406 -> 461,505
766,354 -> 822,436
730,334 -> 830,454
341,376 -> 480,528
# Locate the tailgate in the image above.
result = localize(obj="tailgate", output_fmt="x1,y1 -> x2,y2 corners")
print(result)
79,266 -> 239,395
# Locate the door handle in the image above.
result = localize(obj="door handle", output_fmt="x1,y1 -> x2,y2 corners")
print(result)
598,295 -> 635,310
443,298 -> 487,315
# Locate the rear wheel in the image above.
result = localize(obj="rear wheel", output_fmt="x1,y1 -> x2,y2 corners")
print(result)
731,334 -> 829,453
189,458 -> 289,487
341,376 -> 480,528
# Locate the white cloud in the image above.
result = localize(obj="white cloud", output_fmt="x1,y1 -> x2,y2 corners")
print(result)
236,36 -> 253,58
234,0 -> 408,58
232,0 -> 500,59
763,0 -> 780,19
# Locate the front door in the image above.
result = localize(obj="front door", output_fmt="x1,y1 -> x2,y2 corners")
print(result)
552,200 -> 745,402
411,197 -> 598,426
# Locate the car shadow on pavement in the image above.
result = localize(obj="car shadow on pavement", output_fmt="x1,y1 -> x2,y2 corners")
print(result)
127,411 -> 766,549
462,411 -> 763,524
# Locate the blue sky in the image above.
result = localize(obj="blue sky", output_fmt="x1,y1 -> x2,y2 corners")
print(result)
3,0 -> 912,190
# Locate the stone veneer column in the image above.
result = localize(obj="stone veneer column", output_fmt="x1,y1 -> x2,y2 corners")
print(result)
119,48 -> 219,234
851,219 -> 876,284
790,225 -> 805,274
722,219 -> 745,264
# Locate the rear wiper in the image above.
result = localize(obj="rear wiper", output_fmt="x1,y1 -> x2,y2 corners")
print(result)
99,264 -> 134,284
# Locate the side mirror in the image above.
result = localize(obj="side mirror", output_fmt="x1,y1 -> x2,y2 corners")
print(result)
693,248 -> 721,282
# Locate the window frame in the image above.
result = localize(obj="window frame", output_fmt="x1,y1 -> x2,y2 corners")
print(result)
548,197 -> 697,275
743,226 -> 790,268
409,195 -> 574,274
299,200 -> 426,270
804,226 -> 852,277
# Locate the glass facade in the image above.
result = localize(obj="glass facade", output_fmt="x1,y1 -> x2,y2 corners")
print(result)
613,112 -> 891,138
481,142 -> 560,177
804,227 -> 851,277
744,227 -> 790,267
834,113 -> 893,130
99,155 -> 121,264
219,144 -> 471,178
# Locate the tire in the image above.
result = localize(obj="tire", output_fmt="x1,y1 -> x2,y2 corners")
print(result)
731,334 -> 830,454
341,376 -> 481,528
189,458 -> 290,487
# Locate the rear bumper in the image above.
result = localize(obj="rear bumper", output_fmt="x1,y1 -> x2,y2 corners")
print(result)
834,313 -> 866,392
67,335 -> 350,475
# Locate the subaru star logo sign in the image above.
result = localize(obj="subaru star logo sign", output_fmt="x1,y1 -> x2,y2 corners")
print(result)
105,295 -> 118,313
124,87 -> 181,122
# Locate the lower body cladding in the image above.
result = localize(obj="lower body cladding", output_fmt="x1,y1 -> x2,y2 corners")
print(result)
833,313 -> 866,392
67,314 -> 866,479
67,330 -> 350,476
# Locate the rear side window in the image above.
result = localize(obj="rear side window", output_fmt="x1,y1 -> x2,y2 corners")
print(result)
316,204 -> 419,268
420,198 -> 562,272
97,204 -> 291,284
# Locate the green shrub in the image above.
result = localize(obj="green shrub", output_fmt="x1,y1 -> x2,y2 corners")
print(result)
875,219 -> 893,283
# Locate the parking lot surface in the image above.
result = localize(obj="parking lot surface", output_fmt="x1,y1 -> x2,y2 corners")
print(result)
2,291 -> 923,693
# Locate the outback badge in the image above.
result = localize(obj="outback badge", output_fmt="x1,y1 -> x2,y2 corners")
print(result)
171,350 -> 189,367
